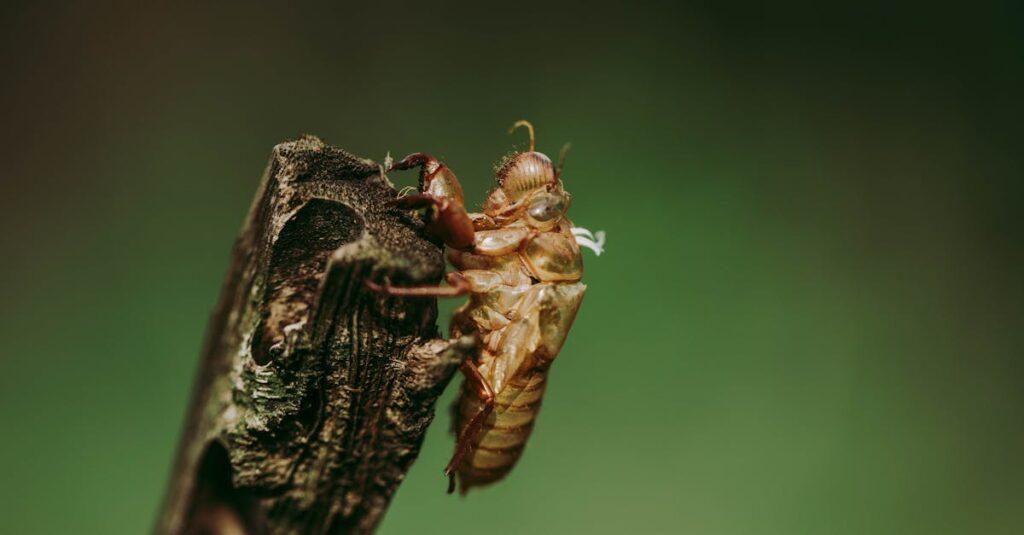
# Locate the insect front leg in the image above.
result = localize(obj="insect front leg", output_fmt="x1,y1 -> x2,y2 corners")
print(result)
390,152 -> 475,251
444,359 -> 495,494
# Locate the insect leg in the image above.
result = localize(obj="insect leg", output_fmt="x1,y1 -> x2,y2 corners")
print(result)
365,271 -> 472,298
389,193 -> 475,250
444,360 -> 494,494
390,152 -> 441,175
388,193 -> 442,211
389,153 -> 475,250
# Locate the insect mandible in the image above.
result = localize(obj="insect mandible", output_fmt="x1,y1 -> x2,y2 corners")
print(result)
368,121 -> 605,494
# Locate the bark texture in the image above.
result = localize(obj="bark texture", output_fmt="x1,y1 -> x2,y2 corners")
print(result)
156,136 -> 458,535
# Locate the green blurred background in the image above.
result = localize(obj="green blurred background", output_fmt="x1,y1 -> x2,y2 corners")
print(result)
2,1 -> 1022,533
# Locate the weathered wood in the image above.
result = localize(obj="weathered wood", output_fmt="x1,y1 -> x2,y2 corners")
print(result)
156,136 -> 460,534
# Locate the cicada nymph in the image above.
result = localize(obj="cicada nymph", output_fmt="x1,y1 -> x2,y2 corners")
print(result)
369,121 -> 603,493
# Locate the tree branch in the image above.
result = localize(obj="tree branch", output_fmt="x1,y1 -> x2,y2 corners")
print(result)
156,136 -> 458,534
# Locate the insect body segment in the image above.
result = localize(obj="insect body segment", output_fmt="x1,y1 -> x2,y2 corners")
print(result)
374,121 -> 594,494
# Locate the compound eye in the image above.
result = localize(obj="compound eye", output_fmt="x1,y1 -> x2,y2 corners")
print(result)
526,192 -> 566,226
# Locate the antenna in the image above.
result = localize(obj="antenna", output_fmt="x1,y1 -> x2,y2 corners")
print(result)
509,120 -> 536,152
555,142 -> 572,179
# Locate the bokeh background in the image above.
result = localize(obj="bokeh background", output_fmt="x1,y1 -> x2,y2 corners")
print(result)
2,1 -> 1022,533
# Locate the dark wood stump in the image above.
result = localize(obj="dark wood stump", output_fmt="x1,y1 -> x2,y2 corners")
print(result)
156,136 -> 460,534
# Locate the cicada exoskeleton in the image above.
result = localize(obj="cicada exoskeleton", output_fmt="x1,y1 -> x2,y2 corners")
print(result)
369,121 -> 603,493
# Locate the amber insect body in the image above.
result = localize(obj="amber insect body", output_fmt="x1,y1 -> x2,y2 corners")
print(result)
371,122 -> 601,494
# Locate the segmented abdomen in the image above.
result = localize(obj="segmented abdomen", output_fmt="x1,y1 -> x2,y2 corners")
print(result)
455,366 -> 548,492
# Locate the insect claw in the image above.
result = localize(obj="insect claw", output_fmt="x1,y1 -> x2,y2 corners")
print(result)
389,192 -> 443,212
391,152 -> 434,172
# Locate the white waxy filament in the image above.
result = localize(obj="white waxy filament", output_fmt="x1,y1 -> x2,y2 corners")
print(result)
571,227 -> 606,256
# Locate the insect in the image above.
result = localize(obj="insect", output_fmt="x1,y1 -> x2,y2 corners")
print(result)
369,121 -> 604,494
